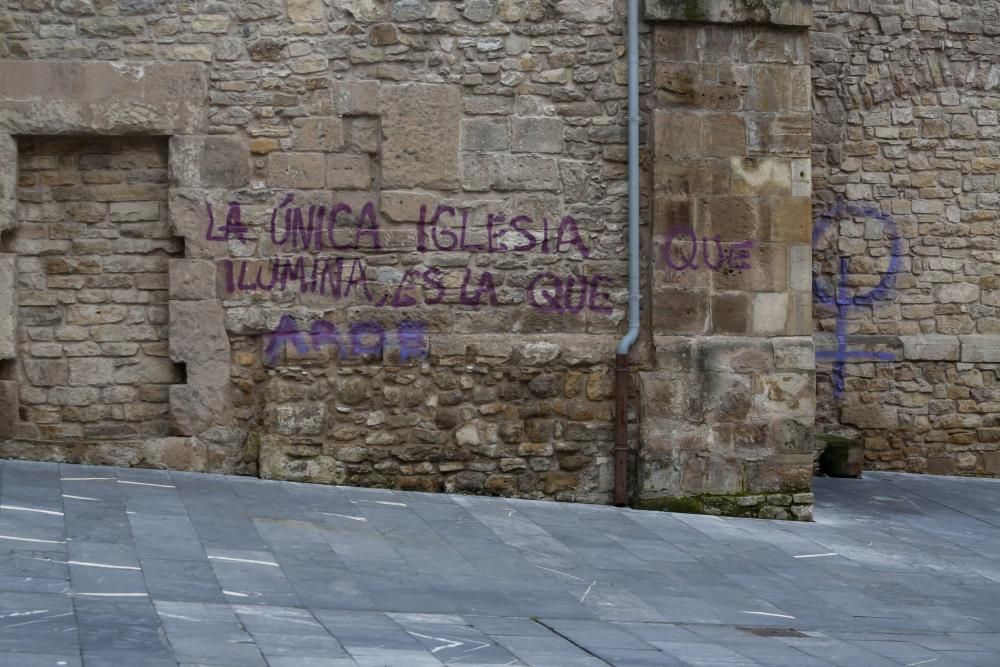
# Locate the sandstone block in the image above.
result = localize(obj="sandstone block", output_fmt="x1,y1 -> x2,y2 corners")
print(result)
287,0 -> 325,22
274,403 -> 326,436
0,254 -> 14,359
0,133 -> 14,234
461,118 -> 509,152
711,292 -> 750,335
267,152 -> 325,189
326,154 -> 372,190
169,300 -> 229,365
333,80 -> 380,115
555,0 -> 612,21
67,304 -> 127,325
238,0 -> 281,20
751,292 -> 789,336
901,335 -> 960,361
109,201 -> 159,222
841,404 -> 898,429
23,359 -> 68,387
772,337 -> 813,370
169,259 -> 217,301
960,336 -> 1000,363
293,118 -> 345,151
511,117 -> 564,154
169,382 -> 223,440
936,283 -> 979,304
0,62 -> 208,135
0,381 -> 16,438
380,83 -> 461,189
68,358 -> 115,386
731,157 -> 792,196
645,0 -> 811,25
652,288 -> 708,335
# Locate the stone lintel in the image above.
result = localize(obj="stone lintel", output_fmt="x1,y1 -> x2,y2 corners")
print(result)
960,335 -> 1000,363
644,0 -> 811,27
901,335 -> 960,361
0,61 -> 207,135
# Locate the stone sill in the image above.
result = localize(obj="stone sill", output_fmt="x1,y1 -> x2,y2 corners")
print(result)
814,333 -> 1000,363
644,0 -> 812,27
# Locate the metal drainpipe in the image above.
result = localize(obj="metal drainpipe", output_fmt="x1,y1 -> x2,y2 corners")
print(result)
613,0 -> 641,507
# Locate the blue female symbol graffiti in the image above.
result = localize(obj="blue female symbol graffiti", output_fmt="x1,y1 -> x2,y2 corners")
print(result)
813,201 -> 903,397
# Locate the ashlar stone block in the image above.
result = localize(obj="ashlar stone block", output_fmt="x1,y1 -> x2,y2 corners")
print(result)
0,254 -> 14,359
379,83 -> 461,189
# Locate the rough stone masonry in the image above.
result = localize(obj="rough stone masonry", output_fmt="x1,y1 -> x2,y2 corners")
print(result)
18,0 -> 985,521
812,0 -> 1000,479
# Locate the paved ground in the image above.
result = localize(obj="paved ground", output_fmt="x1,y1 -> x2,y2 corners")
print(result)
0,462 -> 998,667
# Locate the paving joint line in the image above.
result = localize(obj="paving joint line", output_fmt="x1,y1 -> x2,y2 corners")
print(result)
533,618 -> 616,666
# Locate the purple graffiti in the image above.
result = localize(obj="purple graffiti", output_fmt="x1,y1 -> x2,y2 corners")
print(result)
223,257 -> 613,315
416,204 -> 591,257
660,225 -> 754,273
205,202 -> 248,243
205,197 -> 592,257
263,316 -> 427,365
527,273 -> 613,315
813,201 -> 902,397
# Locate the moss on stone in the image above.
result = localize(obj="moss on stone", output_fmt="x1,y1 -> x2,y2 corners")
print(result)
682,0 -> 708,21
634,489 -> 811,519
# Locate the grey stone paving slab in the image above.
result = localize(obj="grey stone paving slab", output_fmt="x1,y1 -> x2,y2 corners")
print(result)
0,461 -> 998,666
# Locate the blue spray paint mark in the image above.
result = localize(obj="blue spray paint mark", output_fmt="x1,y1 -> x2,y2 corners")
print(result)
813,201 -> 903,397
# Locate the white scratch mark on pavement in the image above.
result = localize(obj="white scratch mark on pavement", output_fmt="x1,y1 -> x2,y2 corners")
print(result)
158,612 -> 202,623
1,505 -> 64,516
508,543 -> 553,559
0,535 -> 66,545
533,565 -> 587,582
580,581 -> 597,603
352,499 -> 408,507
741,611 -> 797,619
1,612 -> 74,629
62,494 -> 101,502
408,630 -> 465,653
118,480 -> 175,488
75,592 -> 148,597
61,477 -> 114,481
793,553 -> 839,559
905,660 -> 938,667
209,556 -> 279,567
29,557 -> 140,571
0,610 -> 49,619
223,590 -> 251,598
322,512 -> 367,522
69,561 -> 141,571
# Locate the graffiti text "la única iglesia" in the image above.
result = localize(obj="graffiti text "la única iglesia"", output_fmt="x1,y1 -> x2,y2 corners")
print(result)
206,195 -> 592,257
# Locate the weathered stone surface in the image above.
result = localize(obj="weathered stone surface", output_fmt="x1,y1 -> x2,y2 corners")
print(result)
645,0 -> 811,26
0,132 -> 14,233
960,336 -> 1000,363
379,84 -> 461,189
901,335 -> 960,361
0,254 -> 14,359
169,259 -> 217,301
287,0 -> 325,22
169,300 -> 231,435
0,61 -> 207,134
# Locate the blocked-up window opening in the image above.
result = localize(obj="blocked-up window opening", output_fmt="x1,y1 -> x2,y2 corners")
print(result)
13,137 -> 181,440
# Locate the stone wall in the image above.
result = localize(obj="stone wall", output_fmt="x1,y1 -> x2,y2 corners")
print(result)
0,0 -> 826,514
637,2 -> 816,520
8,137 -> 181,441
812,0 -> 1000,476
0,0 -> 634,503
